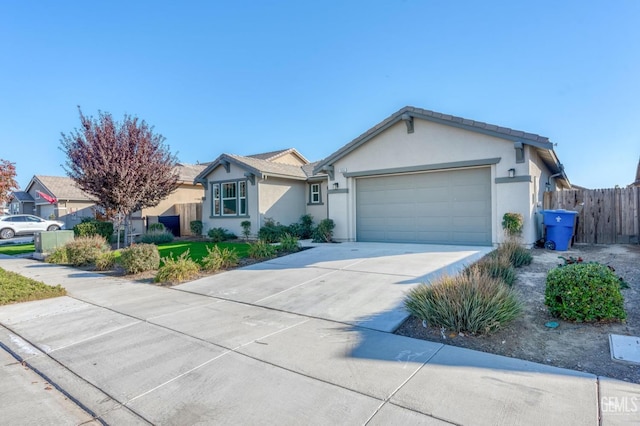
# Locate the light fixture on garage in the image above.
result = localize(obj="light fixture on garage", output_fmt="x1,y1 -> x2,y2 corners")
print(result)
508,168 -> 516,178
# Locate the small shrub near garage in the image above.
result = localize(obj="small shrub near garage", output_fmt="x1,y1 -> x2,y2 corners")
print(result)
73,219 -> 114,241
545,262 -> 626,322
278,233 -> 301,253
64,235 -> 111,266
139,229 -> 175,245
313,218 -> 335,243
201,245 -> 239,272
0,267 -> 66,305
404,270 -> 522,334
155,250 -> 200,284
120,243 -> 160,274
248,240 -> 277,260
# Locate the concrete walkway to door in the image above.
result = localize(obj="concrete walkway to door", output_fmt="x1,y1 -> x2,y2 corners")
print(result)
0,243 -> 637,425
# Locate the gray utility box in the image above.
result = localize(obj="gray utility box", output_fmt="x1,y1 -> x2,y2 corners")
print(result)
34,230 -> 75,253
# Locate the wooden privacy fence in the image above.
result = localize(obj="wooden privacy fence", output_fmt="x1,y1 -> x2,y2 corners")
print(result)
172,202 -> 202,236
544,187 -> 640,244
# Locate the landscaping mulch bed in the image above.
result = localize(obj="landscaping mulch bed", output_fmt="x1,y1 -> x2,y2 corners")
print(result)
395,244 -> 640,383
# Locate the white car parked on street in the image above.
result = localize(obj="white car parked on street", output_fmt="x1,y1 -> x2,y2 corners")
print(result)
0,215 -> 65,239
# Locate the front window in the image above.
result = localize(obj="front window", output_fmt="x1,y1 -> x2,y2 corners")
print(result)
310,183 -> 321,204
210,180 -> 248,217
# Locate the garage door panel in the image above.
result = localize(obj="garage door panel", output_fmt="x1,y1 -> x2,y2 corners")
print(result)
356,168 -> 491,245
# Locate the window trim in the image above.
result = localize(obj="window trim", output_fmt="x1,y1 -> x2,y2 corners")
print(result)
308,183 -> 323,205
210,179 -> 249,218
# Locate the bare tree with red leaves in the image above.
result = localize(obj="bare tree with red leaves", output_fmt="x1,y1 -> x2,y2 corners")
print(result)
61,108 -> 179,245
0,159 -> 19,207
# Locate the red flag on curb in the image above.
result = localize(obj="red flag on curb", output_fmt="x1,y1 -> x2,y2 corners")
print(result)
36,190 -> 57,204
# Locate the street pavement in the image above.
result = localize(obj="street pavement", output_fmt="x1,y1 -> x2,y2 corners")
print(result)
1,242 -> 639,425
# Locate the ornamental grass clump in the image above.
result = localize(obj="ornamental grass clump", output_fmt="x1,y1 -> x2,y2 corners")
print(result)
120,243 -> 160,274
496,240 -> 533,268
248,240 -> 277,260
545,262 -> 626,322
404,270 -> 522,334
155,250 -> 200,284
64,235 -> 111,266
278,233 -> 301,253
201,245 -> 239,272
465,254 -> 516,286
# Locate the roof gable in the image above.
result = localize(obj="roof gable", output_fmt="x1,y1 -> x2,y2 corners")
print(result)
313,106 -> 569,186
26,175 -> 95,201
247,148 -> 309,165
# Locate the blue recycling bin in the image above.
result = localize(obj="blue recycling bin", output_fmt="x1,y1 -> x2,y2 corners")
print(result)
542,210 -> 578,251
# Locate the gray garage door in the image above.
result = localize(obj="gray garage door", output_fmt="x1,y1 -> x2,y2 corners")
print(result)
356,167 -> 491,245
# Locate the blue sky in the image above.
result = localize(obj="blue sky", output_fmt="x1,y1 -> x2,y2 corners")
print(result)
1,1 -> 638,190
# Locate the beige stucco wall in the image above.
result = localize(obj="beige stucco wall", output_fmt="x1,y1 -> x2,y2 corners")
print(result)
272,152 -> 306,166
326,119 -> 554,246
142,183 -> 203,217
259,177 -> 306,227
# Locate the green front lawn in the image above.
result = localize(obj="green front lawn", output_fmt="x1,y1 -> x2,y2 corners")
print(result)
0,267 -> 66,305
0,243 -> 35,256
157,241 -> 251,264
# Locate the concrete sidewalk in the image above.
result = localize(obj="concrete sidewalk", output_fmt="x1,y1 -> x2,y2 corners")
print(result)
1,244 -> 639,425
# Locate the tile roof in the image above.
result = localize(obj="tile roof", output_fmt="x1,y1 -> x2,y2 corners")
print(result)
176,163 -> 207,183
33,176 -> 95,201
226,154 -> 308,179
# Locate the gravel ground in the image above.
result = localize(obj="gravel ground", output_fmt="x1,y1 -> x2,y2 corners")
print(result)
395,244 -> 640,383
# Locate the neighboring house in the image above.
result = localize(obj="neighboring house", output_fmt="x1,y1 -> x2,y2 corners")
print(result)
8,191 -> 35,214
195,149 -> 328,237
141,163 -> 207,217
24,175 -> 97,229
197,106 -> 570,247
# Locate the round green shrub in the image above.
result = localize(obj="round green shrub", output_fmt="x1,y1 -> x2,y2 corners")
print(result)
190,220 -> 203,236
405,270 -> 521,334
73,220 -> 114,241
95,251 -> 117,271
120,243 -> 160,274
64,235 -> 111,266
148,223 -> 165,232
545,263 -> 626,322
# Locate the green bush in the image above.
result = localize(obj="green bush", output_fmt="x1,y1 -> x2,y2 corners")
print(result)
139,230 -> 175,244
190,220 -> 203,236
207,227 -> 236,243
73,220 -> 114,240
248,240 -> 277,260
201,245 -> 239,272
240,220 -> 251,240
94,251 -> 117,271
64,235 -> 111,266
148,222 -> 165,232
404,270 -> 522,334
299,214 -> 314,239
120,243 -> 160,274
313,218 -> 335,243
502,212 -> 523,236
258,222 -> 288,243
46,247 -> 69,264
279,233 -> 301,253
466,254 -> 516,286
155,251 -> 200,284
545,263 -> 626,322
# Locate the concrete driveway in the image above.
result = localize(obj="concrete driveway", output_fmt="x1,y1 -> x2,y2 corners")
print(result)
0,243 -> 633,425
